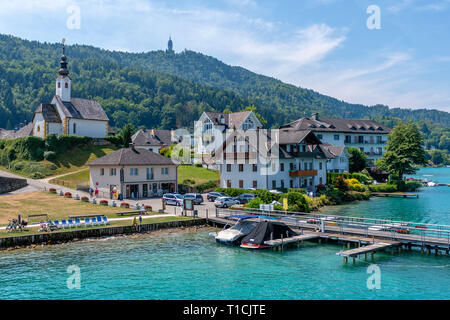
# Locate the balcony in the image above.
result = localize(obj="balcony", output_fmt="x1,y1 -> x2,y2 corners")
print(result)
289,169 -> 318,177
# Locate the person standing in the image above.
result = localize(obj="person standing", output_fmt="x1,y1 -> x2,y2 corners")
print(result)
94,187 -> 99,197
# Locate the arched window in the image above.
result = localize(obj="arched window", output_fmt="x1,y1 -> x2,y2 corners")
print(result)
37,125 -> 40,132
65,82 -> 68,88
73,123 -> 76,134
58,82 -> 61,88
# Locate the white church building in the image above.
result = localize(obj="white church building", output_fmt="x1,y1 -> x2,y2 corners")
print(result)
32,41 -> 109,139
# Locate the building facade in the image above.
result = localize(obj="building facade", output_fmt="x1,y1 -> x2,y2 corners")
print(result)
87,146 -> 177,199
31,42 -> 109,139
279,113 -> 391,166
216,130 -> 331,192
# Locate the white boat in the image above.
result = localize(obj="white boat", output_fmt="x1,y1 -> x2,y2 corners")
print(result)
215,216 -> 257,246
427,181 -> 437,187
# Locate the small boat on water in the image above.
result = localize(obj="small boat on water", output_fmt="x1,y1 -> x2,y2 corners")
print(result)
240,221 -> 297,249
214,215 -> 257,246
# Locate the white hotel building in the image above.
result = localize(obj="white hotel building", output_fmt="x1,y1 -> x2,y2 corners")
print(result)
279,113 -> 392,167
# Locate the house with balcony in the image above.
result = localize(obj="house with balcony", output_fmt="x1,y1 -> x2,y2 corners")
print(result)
193,111 -> 263,167
279,113 -> 391,166
214,129 -> 333,192
87,145 -> 177,199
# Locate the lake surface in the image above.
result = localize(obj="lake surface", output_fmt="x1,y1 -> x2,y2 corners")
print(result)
1,168 -> 449,300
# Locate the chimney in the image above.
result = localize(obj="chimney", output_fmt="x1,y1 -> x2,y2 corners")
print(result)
311,112 -> 319,121
171,129 -> 175,142
151,129 -> 155,136
129,142 -> 136,151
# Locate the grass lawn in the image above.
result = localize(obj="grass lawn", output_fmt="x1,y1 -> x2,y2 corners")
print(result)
0,216 -> 194,238
178,165 -> 220,185
46,144 -> 116,176
49,168 -> 90,189
0,145 -> 116,179
0,191 -> 166,226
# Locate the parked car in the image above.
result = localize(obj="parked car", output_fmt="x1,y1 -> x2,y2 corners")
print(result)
214,197 -> 238,208
207,192 -> 227,202
233,193 -> 256,204
183,193 -> 204,205
163,193 -> 184,206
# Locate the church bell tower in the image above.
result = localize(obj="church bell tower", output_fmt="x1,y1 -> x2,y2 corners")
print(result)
55,38 -> 71,102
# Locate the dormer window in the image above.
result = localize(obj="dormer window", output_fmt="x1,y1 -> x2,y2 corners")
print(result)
242,118 -> 254,130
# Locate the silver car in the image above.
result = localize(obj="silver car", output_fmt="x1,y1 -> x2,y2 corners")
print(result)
214,196 -> 238,208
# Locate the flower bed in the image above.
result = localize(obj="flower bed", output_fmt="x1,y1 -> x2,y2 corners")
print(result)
64,192 -> 72,198
81,196 -> 89,202
49,188 -> 57,194
100,200 -> 109,206
144,205 -> 152,212
120,202 -> 130,208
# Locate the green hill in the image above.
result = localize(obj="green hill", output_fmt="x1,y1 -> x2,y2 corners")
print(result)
0,33 -> 449,151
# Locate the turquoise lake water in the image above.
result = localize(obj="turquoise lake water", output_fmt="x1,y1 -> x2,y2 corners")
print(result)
1,167 -> 449,300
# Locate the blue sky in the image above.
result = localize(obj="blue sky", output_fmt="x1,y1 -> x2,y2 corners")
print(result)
0,0 -> 450,112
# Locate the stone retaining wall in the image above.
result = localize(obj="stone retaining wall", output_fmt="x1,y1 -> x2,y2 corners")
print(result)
0,218 -> 206,249
0,176 -> 27,194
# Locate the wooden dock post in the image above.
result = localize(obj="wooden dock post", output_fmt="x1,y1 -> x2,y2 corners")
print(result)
343,257 -> 348,263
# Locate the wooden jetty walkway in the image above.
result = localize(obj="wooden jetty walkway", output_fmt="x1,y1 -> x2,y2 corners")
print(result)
337,241 -> 400,263
371,192 -> 418,198
208,208 -> 450,263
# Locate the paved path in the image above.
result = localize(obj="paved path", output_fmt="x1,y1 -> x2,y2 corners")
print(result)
0,169 -> 217,219
39,168 -> 87,184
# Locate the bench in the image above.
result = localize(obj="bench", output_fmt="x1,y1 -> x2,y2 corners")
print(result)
116,211 -> 142,216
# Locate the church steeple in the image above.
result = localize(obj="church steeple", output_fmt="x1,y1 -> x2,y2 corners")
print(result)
58,40 -> 69,76
56,38 -> 71,102
167,36 -> 173,53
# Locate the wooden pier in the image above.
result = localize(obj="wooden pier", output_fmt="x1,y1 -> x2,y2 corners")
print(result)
208,208 -> 450,263
337,241 -> 401,263
371,192 -> 418,198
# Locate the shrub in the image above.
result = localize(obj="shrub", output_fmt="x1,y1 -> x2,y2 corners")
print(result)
195,163 -> 203,167
43,151 -> 57,161
286,191 -> 309,212
368,184 -> 397,193
197,180 -> 218,192
405,181 -> 421,192
182,179 -> 195,185
30,172 -> 44,179
64,192 -> 72,198
120,202 -> 130,208
100,200 -> 108,205
246,198 -> 263,209
81,196 -> 89,202
345,178 -> 367,192
49,188 -> 57,193
334,176 -> 349,192
145,205 -> 152,212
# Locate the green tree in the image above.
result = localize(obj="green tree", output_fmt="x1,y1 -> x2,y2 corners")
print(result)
429,149 -> 449,165
347,147 -> 368,172
378,122 -> 427,179
243,105 -> 267,127
107,124 -> 136,148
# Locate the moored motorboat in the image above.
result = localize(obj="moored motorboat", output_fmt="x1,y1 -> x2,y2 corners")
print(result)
214,215 -> 257,246
240,221 -> 297,249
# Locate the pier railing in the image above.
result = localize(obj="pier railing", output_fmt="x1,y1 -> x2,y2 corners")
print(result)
215,208 -> 450,246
